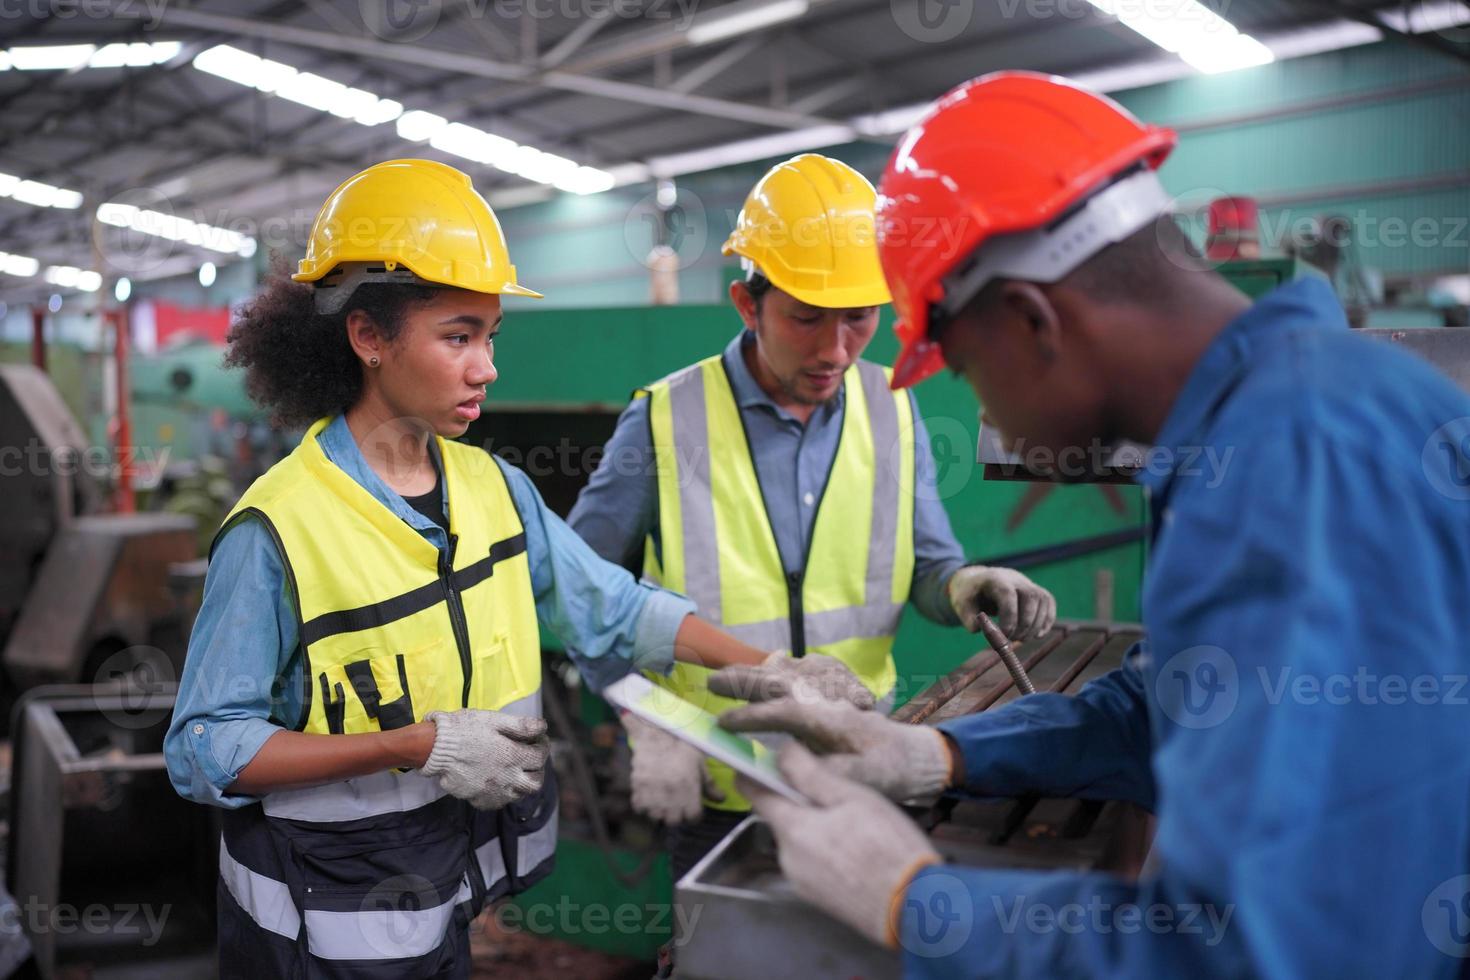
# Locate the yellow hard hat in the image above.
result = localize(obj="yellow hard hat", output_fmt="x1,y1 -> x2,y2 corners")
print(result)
721,153 -> 891,309
294,158 -> 541,310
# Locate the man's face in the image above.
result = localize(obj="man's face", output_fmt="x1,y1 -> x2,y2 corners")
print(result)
937,284 -> 1108,477
732,282 -> 880,405
373,289 -> 503,438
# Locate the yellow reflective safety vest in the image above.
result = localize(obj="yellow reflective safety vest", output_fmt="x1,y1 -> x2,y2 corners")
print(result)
208,416 -> 554,976
641,355 -> 915,810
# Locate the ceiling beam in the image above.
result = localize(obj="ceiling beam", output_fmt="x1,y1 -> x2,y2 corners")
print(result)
137,7 -> 840,129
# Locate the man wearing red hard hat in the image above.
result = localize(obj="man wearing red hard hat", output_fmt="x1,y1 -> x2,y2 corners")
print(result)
713,71 -> 1470,977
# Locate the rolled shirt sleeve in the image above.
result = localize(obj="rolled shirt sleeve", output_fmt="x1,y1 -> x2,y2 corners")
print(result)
164,518 -> 296,808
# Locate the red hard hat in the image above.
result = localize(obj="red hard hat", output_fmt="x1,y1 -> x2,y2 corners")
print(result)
877,71 -> 1178,389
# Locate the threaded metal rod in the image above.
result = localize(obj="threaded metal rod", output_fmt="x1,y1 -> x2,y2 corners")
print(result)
977,611 -> 1037,695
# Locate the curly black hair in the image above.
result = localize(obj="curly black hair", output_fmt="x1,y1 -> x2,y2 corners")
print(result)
224,261 -> 440,427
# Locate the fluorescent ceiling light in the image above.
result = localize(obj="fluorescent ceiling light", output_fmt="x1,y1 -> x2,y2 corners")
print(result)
7,178 -> 83,209
397,109 -> 448,142
96,201 -> 258,257
194,45 -> 402,127
0,252 -> 40,277
687,0 -> 809,46
188,44 -> 614,196
77,270 -> 102,292
1085,0 -> 1273,74
9,44 -> 95,70
87,41 -> 180,68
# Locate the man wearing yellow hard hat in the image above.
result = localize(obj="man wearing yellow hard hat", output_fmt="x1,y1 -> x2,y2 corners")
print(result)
568,153 -> 1057,878
164,159 -> 785,976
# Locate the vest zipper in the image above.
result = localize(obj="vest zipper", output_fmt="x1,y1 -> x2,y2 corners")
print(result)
786,570 -> 807,658
439,533 -> 474,707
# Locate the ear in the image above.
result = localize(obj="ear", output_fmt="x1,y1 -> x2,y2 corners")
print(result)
345,309 -> 385,367
728,280 -> 759,332
997,282 -> 1062,362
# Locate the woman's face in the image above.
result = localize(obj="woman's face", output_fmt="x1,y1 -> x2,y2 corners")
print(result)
370,289 -> 504,438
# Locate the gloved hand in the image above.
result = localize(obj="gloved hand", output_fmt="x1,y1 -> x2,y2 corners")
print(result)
420,709 -> 549,811
706,651 -> 876,709
720,696 -> 952,801
622,712 -> 725,824
738,743 -> 941,949
946,565 -> 1057,641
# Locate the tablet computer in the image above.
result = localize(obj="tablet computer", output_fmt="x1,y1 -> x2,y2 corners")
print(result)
603,673 -> 811,806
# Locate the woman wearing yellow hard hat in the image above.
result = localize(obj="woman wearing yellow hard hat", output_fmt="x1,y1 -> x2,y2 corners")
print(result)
163,158 -> 792,977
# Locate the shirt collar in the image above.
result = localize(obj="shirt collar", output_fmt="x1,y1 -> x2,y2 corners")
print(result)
1135,277 -> 1346,496
316,413 -> 446,536
720,328 -> 846,422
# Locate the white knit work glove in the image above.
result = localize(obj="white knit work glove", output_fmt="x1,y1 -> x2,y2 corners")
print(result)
739,743 -> 941,949
946,565 -> 1057,641
622,712 -> 725,824
720,696 -> 952,801
705,651 -> 876,709
420,709 -> 550,811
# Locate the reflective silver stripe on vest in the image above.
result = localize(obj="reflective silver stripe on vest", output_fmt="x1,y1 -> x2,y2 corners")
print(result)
668,365 -> 722,620
857,360 -> 902,610
516,808 -> 559,877
720,601 -> 905,653
304,890 -> 461,961
219,839 -> 301,941
262,690 -> 545,822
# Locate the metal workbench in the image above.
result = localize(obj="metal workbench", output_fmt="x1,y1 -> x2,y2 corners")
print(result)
674,621 -> 1151,980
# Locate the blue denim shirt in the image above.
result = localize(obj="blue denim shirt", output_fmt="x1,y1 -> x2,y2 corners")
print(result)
568,330 -> 967,625
902,279 -> 1470,978
164,414 -> 694,808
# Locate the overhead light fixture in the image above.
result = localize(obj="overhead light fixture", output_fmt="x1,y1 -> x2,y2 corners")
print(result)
189,44 -> 615,197
8,44 -> 96,71
48,294 -> 62,313
115,277 -> 132,302
0,173 -> 84,209
687,0 -> 810,46
86,42 -> 180,68
0,252 -> 40,278
396,109 -> 448,142
193,45 -> 403,128
199,262 -> 217,287
42,266 -> 101,292
1084,0 -> 1273,74
97,201 -> 258,258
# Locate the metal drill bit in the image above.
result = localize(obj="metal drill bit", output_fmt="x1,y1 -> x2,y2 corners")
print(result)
976,611 -> 1037,695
